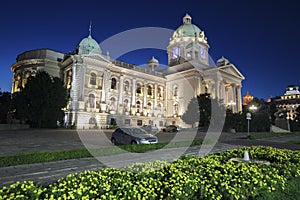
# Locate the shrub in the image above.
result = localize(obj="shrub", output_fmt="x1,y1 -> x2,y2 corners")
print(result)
1,146 -> 299,199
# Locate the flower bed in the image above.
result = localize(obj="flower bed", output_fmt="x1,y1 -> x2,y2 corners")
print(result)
1,146 -> 300,199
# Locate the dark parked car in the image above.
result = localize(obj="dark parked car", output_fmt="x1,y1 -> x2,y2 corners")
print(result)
141,125 -> 159,135
111,127 -> 158,145
162,125 -> 181,132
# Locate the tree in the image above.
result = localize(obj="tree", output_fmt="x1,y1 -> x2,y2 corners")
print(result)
0,89 -> 11,123
181,93 -> 212,127
198,93 -> 211,127
12,71 -> 68,128
181,97 -> 199,127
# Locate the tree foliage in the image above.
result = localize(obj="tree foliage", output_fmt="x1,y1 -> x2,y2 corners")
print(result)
12,71 -> 68,128
198,93 -> 211,127
181,97 -> 199,126
0,89 -> 11,123
182,93 -> 271,132
181,93 -> 213,127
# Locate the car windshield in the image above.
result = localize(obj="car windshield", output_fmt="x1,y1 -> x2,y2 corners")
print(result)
121,128 -> 147,135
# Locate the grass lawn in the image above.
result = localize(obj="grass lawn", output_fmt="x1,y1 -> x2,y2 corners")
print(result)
249,131 -> 300,140
0,139 -> 202,167
288,139 -> 300,144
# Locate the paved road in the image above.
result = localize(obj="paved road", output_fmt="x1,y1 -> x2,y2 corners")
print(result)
0,128 -> 299,188
0,128 -> 203,156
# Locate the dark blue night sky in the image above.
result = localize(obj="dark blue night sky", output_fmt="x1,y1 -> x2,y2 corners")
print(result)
1,0 -> 299,100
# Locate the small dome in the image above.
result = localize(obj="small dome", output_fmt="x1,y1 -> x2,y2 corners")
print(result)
171,14 -> 205,40
77,35 -> 102,55
217,56 -> 230,66
147,56 -> 159,64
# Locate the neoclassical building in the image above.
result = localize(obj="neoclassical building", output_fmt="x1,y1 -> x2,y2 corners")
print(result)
270,85 -> 300,121
10,14 -> 245,129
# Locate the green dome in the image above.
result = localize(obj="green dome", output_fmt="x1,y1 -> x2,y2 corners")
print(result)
174,24 -> 202,38
172,14 -> 203,39
77,35 -> 102,55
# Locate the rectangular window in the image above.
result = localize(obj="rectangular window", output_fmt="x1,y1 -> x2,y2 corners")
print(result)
195,51 -> 199,59
137,120 -> 142,126
124,119 -> 131,125
149,120 -> 153,125
159,121 -> 163,127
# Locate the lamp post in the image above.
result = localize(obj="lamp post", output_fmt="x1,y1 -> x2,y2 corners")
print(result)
286,113 -> 290,132
247,104 -> 257,138
246,112 -> 251,137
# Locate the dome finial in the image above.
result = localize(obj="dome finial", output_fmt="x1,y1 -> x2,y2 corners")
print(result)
183,13 -> 192,24
89,21 -> 92,37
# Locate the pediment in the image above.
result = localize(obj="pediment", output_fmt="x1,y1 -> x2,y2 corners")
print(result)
85,54 -> 111,64
218,65 -> 245,80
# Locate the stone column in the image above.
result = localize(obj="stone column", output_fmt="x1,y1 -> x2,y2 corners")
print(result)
118,76 -> 124,114
143,82 -> 147,107
154,84 -> 158,107
231,84 -> 236,112
105,70 -> 111,103
132,79 -> 136,106
195,77 -> 199,97
101,72 -> 107,102
237,85 -> 242,112
198,77 -> 202,95
118,76 -> 124,105
225,86 -> 229,106
216,80 -> 220,100
70,64 -> 78,110
221,82 -> 226,103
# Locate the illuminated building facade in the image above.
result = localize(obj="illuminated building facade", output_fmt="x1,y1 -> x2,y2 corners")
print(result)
11,14 -> 245,128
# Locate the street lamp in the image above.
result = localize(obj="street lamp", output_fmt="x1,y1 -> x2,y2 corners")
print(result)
246,112 -> 251,137
249,105 -> 257,112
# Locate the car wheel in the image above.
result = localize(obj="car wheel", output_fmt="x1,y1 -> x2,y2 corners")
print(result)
111,138 -> 117,145
131,140 -> 137,145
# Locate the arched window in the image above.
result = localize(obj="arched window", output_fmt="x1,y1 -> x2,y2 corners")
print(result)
174,103 -> 179,114
136,101 -> 141,113
110,97 -> 116,110
157,103 -> 162,114
89,117 -> 97,125
147,102 -> 152,109
124,99 -> 129,112
157,87 -> 162,97
136,83 -> 142,94
90,73 -> 96,85
23,71 -> 31,87
111,78 -> 117,89
89,94 -> 95,108
174,86 -> 178,97
147,85 -> 152,96
124,80 -> 130,92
